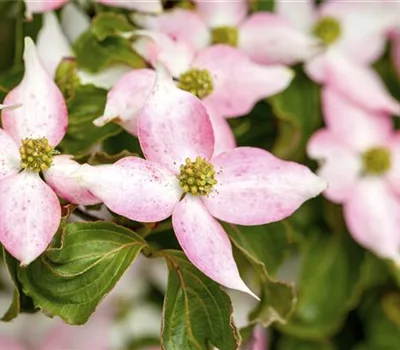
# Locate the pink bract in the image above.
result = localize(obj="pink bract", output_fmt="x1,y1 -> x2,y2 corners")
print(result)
0,38 -> 100,265
308,88 -> 400,266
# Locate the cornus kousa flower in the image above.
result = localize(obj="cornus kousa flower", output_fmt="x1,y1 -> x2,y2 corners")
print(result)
76,65 -> 327,297
95,32 -> 293,154
257,0 -> 400,115
307,88 -> 400,266
132,0 -> 317,60
0,38 -> 100,265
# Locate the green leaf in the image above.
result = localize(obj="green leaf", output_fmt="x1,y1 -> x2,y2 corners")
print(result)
278,232 -> 365,339
359,292 -> 400,349
1,250 -> 36,321
249,0 -> 274,12
224,223 -> 296,327
59,84 -> 121,157
161,250 -> 241,350
54,58 -> 80,102
269,67 -> 322,160
91,12 -> 135,41
226,221 -> 292,276
18,222 -> 148,325
73,31 -> 145,73
276,335 -> 335,350
88,149 -> 139,165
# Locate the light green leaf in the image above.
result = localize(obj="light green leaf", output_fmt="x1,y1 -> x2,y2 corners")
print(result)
18,222 -> 148,325
73,31 -> 145,73
161,250 -> 241,350
54,57 -> 80,102
224,223 -> 296,327
276,335 -> 335,350
91,12 -> 135,41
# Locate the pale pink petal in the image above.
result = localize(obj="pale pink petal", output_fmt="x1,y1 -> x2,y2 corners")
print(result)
74,157 -> 181,222
97,0 -> 162,13
194,45 -> 294,117
386,133 -> 400,196
193,0 -> 247,27
94,69 -> 156,136
206,105 -> 236,156
2,37 -> 68,146
138,64 -> 214,173
0,129 -> 20,181
202,147 -> 327,225
315,50 -> 400,115
172,195 -> 258,298
0,171 -> 61,265
61,2 -> 91,43
132,31 -> 193,77
304,53 -> 326,84
319,1 -> 396,64
239,13 -> 321,65
24,0 -> 67,18
391,29 -> 400,78
322,88 -> 393,152
43,155 -> 101,206
0,339 -> 25,350
36,12 -> 74,77
245,326 -> 268,350
307,130 -> 362,204
344,178 -> 400,266
275,0 -> 316,33
133,9 -> 210,51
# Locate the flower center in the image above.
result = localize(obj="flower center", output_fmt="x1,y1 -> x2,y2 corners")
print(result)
178,157 -> 217,196
19,137 -> 57,172
312,16 -> 341,45
177,69 -> 214,99
362,147 -> 391,175
211,26 -> 238,47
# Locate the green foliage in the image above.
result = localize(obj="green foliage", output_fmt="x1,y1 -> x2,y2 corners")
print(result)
278,232 -> 366,339
161,250 -> 241,350
1,250 -> 36,321
269,67 -> 322,160
225,223 -> 296,327
73,12 -> 144,74
59,84 -> 121,157
18,222 -> 147,324
92,12 -> 135,41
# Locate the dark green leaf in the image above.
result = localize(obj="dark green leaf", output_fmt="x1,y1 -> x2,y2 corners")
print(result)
59,84 -> 121,157
161,250 -> 241,350
1,250 -> 36,321
19,222 -> 148,324
73,31 -> 145,73
269,67 -> 322,160
91,12 -> 135,41
224,223 -> 296,327
359,292 -> 400,349
278,232 -> 365,339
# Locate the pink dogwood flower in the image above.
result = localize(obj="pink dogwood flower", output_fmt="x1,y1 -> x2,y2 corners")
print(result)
0,37 -> 100,265
76,65 -> 327,297
270,0 -> 400,115
307,88 -> 400,266
95,32 -> 293,154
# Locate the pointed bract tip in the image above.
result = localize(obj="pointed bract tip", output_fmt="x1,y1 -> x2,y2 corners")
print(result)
155,61 -> 174,85
93,115 -> 112,127
0,103 -> 23,111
